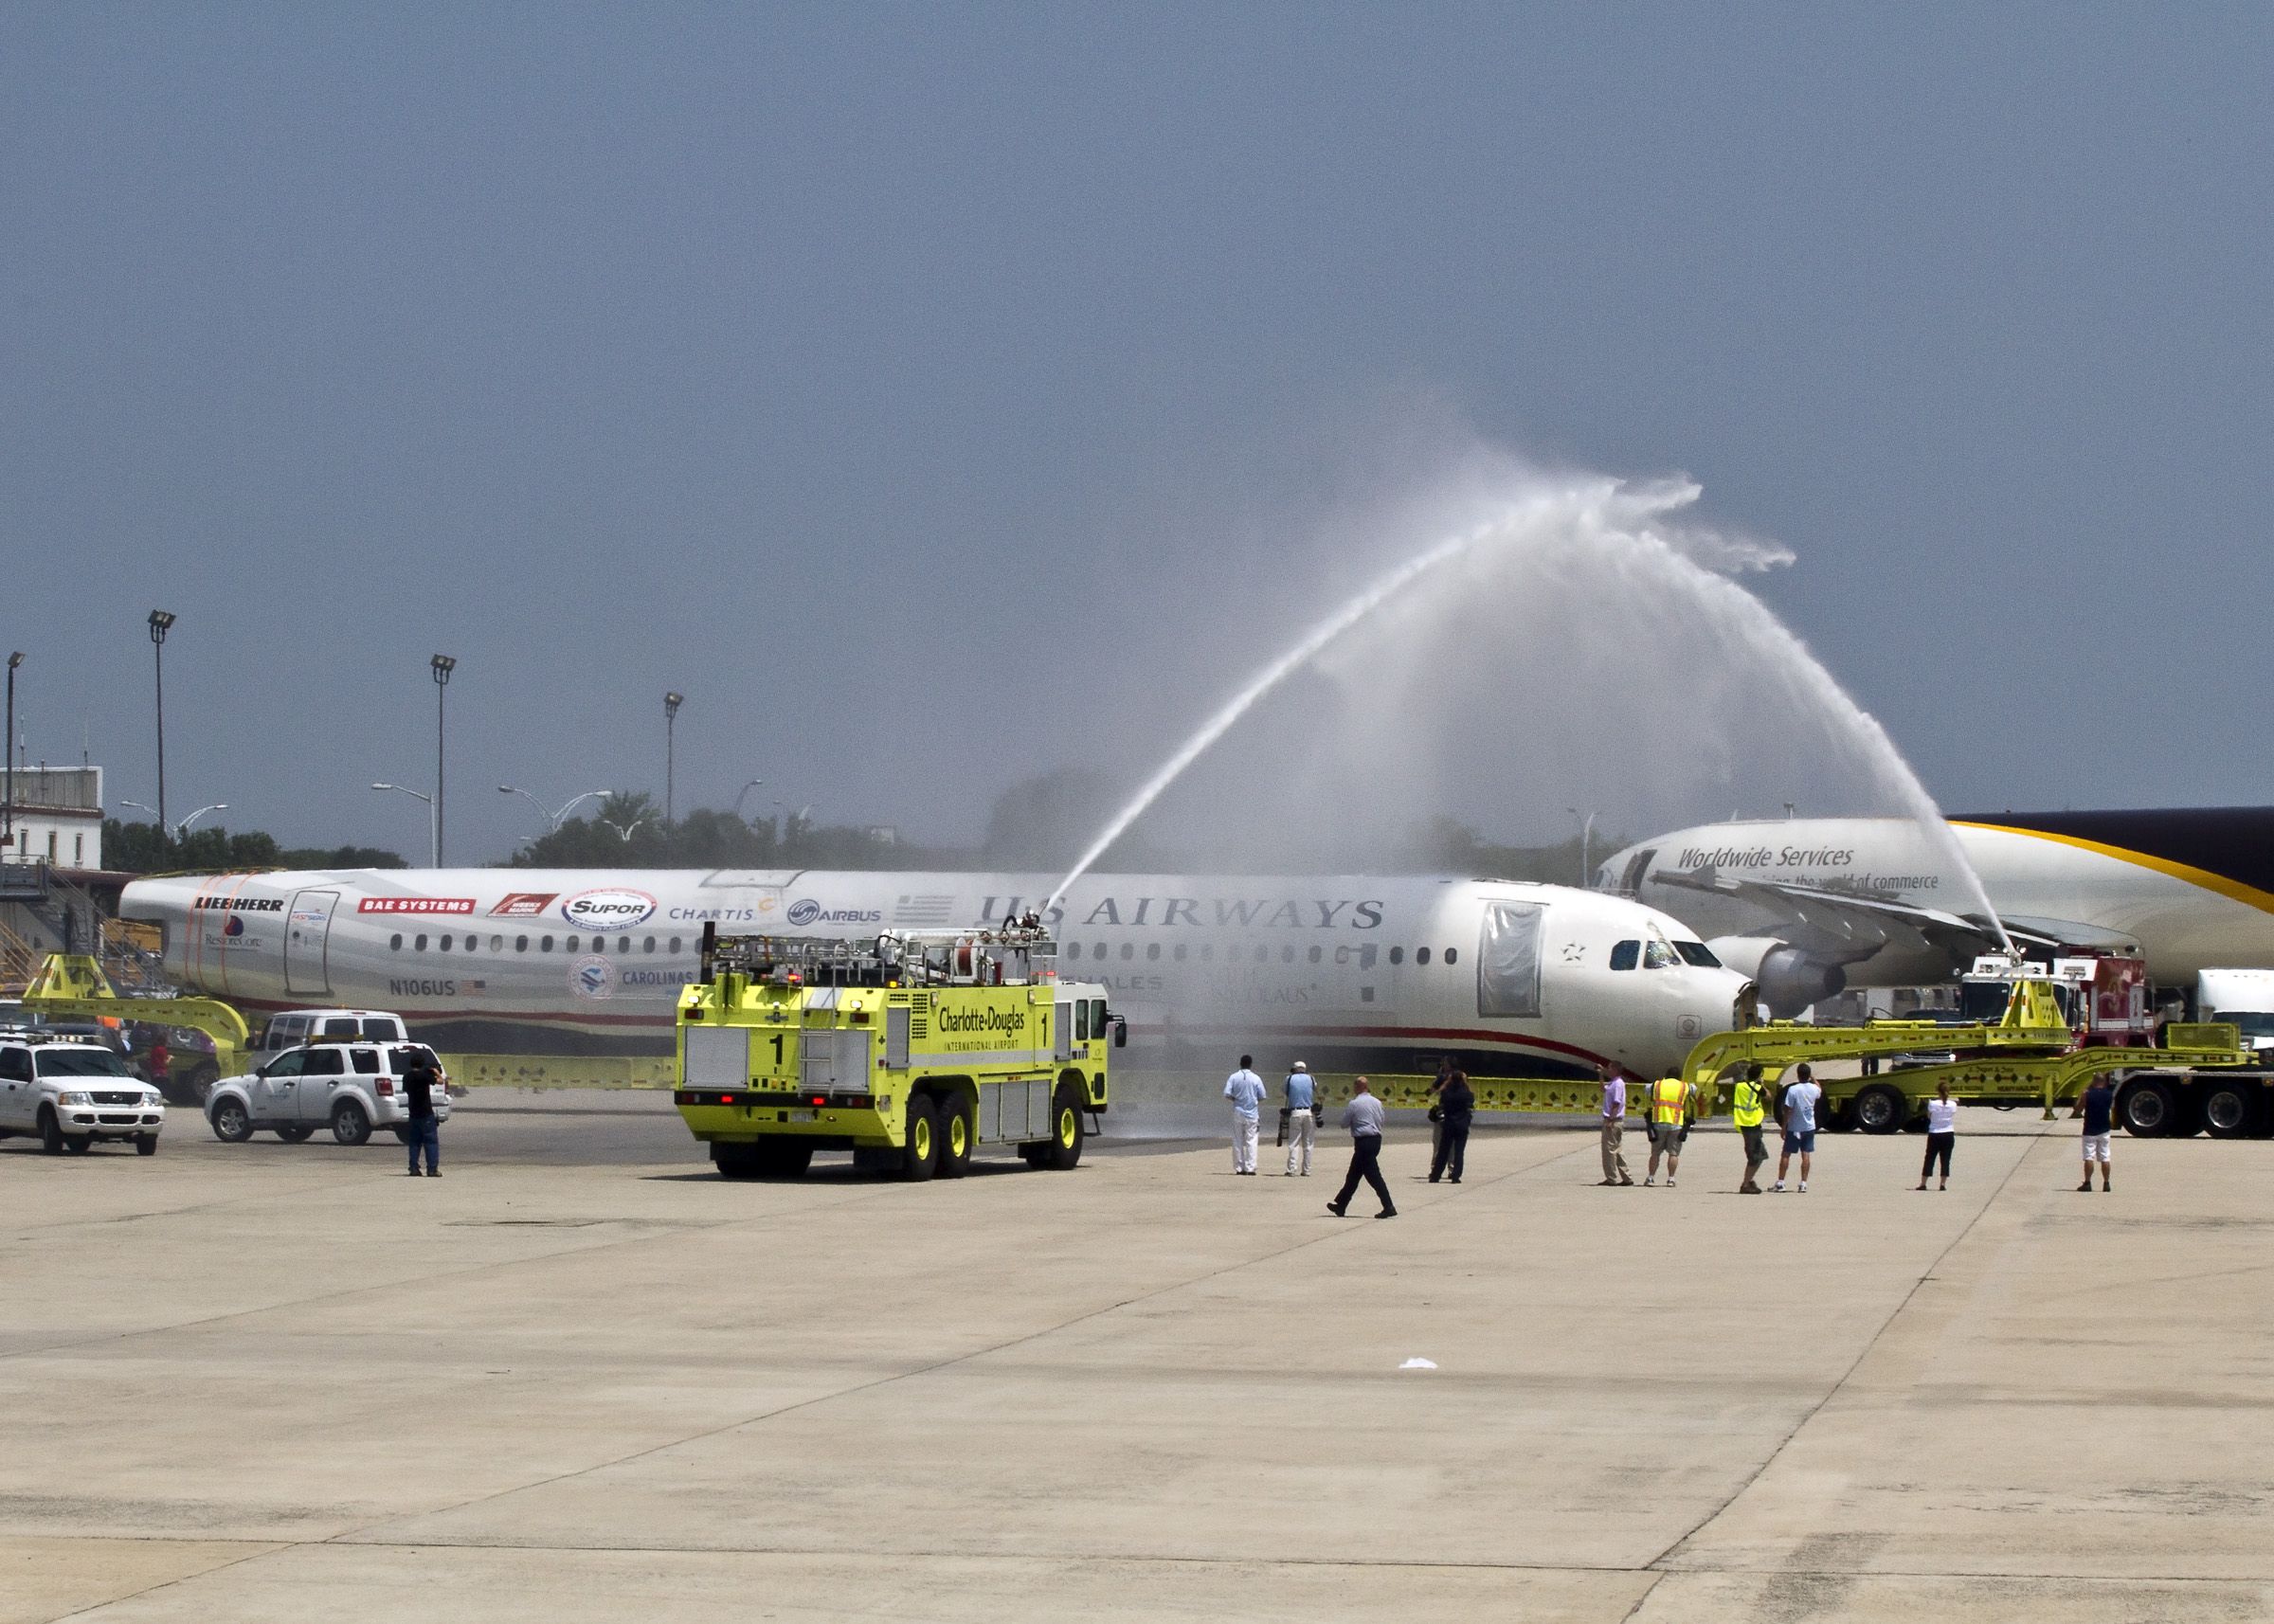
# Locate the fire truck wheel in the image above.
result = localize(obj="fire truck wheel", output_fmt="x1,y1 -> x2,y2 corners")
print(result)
713,1143 -> 761,1180
1018,1142 -> 1050,1167
933,1092 -> 973,1178
756,1141 -> 814,1178
901,1096 -> 940,1182
2116,1076 -> 2175,1138
1044,1082 -> 1085,1170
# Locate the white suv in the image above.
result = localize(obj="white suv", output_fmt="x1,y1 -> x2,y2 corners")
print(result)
207,1041 -> 452,1146
0,1038 -> 169,1155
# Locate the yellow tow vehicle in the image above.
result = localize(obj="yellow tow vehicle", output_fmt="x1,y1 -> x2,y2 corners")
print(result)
674,923 -> 1122,1180
17,952 -> 252,1104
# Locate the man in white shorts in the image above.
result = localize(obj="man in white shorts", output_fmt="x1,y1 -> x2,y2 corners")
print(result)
1773,1063 -> 1822,1192
2075,1074 -> 2117,1192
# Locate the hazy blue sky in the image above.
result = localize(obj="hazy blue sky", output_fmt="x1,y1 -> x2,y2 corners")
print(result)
5,6 -> 2269,864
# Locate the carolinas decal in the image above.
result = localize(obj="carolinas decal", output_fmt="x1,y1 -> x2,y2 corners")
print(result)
559,888 -> 658,931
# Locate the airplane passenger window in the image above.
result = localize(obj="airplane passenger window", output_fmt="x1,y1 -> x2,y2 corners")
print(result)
1174,944 -> 1188,961
669,937 -> 682,954
515,936 -> 528,952
1065,943 -> 1080,960
1254,945 -> 1269,964
1477,901 -> 1544,1019
1609,940 -> 1639,971
415,934 -> 428,952
467,935 -> 479,952
440,935 -> 453,952
1417,947 -> 1432,965
1146,944 -> 1160,961
1359,945 -> 1377,969
1308,946 -> 1321,964
1120,943 -> 1133,961
565,936 -> 579,953
644,937 -> 657,953
489,935 -> 502,952
1280,946 -> 1294,964
541,935 -> 553,952
1445,947 -> 1458,965
389,934 -> 403,951
1389,947 -> 1404,965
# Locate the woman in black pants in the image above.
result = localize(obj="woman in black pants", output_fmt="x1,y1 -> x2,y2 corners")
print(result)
1916,1079 -> 1958,1190
1430,1069 -> 1475,1183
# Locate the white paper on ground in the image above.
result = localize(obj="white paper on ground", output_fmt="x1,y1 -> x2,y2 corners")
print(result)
1399,1358 -> 1437,1370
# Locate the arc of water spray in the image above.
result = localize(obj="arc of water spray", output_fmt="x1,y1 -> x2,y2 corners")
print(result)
1042,496 -> 1559,916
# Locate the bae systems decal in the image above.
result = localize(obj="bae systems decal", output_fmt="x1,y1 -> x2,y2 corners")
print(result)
491,893 -> 556,917
357,896 -> 476,915
559,888 -> 658,931
570,954 -> 617,1000
787,899 -> 883,926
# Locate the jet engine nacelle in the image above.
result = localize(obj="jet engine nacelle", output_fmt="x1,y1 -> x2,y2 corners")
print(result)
1706,936 -> 1850,1020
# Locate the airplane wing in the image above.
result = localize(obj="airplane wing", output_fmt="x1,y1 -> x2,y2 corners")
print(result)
1654,866 -> 2005,966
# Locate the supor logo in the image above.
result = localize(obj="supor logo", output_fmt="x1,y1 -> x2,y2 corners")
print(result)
490,893 -> 556,917
569,954 -> 617,1000
787,898 -> 881,927
559,888 -> 658,931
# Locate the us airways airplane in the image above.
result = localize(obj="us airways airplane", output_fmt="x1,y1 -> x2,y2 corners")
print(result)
117,869 -> 1756,1080
1600,806 -> 2274,1015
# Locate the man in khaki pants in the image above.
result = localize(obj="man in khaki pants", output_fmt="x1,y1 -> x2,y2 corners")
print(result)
1597,1065 -> 1634,1186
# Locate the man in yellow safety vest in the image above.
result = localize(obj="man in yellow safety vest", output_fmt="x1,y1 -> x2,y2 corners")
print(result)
1732,1065 -> 1771,1194
1643,1072 -> 1698,1187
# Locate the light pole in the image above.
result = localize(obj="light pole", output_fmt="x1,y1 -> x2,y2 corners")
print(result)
148,611 -> 174,848
429,655 -> 455,866
663,692 -> 683,823
731,778 -> 766,821
601,817 -> 645,843
4,651 -> 20,856
373,782 -> 438,867
497,785 -> 609,838
1567,806 -> 1597,887
121,799 -> 229,845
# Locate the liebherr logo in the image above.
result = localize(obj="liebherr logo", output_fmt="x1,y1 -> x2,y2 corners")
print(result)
195,895 -> 283,912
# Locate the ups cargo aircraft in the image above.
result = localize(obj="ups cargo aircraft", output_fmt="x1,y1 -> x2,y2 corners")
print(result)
1600,805 -> 2274,1016
118,870 -> 1756,1079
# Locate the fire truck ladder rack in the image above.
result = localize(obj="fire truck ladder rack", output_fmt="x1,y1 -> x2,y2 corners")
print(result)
696,923 -> 1059,989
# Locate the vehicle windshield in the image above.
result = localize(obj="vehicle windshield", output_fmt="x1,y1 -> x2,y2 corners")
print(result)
35,1049 -> 136,1079
2220,1011 -> 2274,1038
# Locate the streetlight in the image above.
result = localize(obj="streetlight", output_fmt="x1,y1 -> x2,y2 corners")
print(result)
3,651 -> 20,856
372,782 -> 438,867
1567,806 -> 1597,887
148,611 -> 174,844
497,785 -> 610,836
429,655 -> 455,866
601,817 -> 646,843
121,798 -> 230,845
663,692 -> 683,823
731,778 -> 766,821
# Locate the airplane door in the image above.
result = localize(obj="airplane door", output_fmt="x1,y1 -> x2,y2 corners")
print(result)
285,890 -> 340,996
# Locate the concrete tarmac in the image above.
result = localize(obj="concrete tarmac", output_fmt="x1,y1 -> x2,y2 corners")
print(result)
4,1110 -> 2270,1621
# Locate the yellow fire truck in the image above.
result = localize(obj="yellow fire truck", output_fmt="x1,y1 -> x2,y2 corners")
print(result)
674,923 -> 1122,1180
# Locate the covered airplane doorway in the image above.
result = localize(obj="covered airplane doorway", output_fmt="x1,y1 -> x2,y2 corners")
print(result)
284,889 -> 341,996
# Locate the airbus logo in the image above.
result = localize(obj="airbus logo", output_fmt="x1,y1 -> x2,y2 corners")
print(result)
787,899 -> 881,926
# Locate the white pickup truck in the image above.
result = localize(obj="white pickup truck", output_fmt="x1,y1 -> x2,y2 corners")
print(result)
0,1037 -> 168,1154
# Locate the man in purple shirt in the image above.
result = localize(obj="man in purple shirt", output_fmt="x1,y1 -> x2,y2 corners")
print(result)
1598,1065 -> 1634,1186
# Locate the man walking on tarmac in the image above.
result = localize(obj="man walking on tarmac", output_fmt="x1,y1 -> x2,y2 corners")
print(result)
1327,1077 -> 1397,1219
1223,1055 -> 1268,1176
1643,1071 -> 1698,1186
1598,1065 -> 1633,1186
2075,1074 -> 2117,1191
1774,1062 -> 1823,1192
403,1048 -> 442,1178
1732,1065 -> 1771,1193
1282,1060 -> 1317,1176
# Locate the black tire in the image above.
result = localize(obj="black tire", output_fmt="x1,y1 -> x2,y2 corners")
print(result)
389,1128 -> 409,1145
210,1098 -> 254,1144
713,1143 -> 761,1180
331,1100 -> 372,1146
2168,1087 -> 2207,1139
38,1107 -> 65,1155
2250,1087 -> 2274,1140
135,1134 -> 158,1157
1043,1082 -> 1085,1170
901,1096 -> 939,1182
2117,1076 -> 2175,1138
756,1141 -> 815,1178
63,1131 -> 91,1154
181,1061 -> 220,1109
276,1125 -> 315,1144
933,1091 -> 974,1179
2203,1081 -> 2258,1140
1850,1083 -> 1909,1136
1018,1143 -> 1050,1167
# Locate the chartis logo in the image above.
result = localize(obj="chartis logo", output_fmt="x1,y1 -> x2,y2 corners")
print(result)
569,954 -> 617,1000
787,898 -> 881,927
560,888 -> 657,931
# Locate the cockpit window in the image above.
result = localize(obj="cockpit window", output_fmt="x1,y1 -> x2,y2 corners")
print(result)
1609,940 -> 1640,971
1476,901 -> 1543,1018
1643,940 -> 1679,970
1675,941 -> 1722,968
